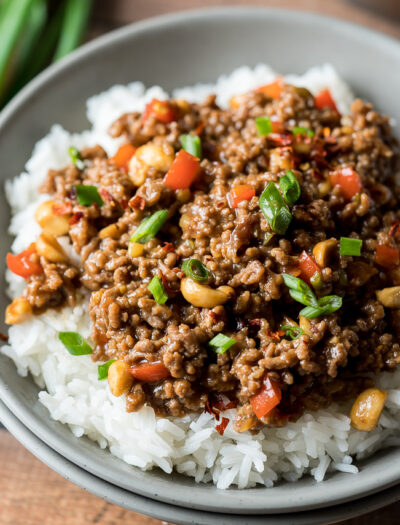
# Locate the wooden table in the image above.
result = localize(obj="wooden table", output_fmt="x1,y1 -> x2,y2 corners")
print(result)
1,1 -> 400,524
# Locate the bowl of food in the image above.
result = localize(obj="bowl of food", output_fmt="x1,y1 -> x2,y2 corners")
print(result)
1,7 -> 400,517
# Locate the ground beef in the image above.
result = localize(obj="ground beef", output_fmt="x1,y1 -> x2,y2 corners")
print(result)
9,83 -> 400,430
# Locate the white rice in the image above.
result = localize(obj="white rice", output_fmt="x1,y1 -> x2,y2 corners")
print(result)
2,64 -> 400,489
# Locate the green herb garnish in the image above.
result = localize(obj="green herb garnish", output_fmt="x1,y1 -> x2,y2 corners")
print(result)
59,331 -> 93,356
259,182 -> 292,235
279,170 -> 301,205
68,146 -> 85,170
74,184 -> 103,207
292,126 -> 315,138
280,324 -> 304,340
130,210 -> 168,244
339,237 -> 362,256
208,334 -> 236,354
255,116 -> 273,136
181,258 -> 210,282
147,275 -> 168,305
98,359 -> 116,380
180,134 -> 202,158
282,273 -> 342,319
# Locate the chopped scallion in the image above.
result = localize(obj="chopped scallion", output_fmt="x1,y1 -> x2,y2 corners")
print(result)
68,146 -> 85,170
181,258 -> 209,282
130,210 -> 168,244
259,182 -> 292,235
280,324 -> 304,340
340,237 -> 362,256
74,184 -> 104,207
292,126 -> 315,138
282,273 -> 342,319
59,331 -> 92,356
180,134 -> 202,158
255,116 -> 273,136
208,333 -> 236,354
147,275 -> 168,304
98,359 -> 116,380
279,169 -> 301,205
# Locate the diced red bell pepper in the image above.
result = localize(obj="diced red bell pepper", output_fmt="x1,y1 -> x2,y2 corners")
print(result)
164,149 -> 200,190
250,376 -> 282,419
142,99 -> 176,124
375,244 -> 400,269
6,243 -> 43,279
228,184 -> 255,208
111,144 -> 136,170
255,78 -> 283,99
298,251 -> 320,285
129,362 -> 170,382
330,167 -> 362,201
314,88 -> 338,113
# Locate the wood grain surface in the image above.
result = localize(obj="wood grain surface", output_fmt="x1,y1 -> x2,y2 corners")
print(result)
1,1 -> 400,524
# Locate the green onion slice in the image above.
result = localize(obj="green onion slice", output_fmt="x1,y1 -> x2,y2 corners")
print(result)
259,182 -> 292,235
310,271 -> 323,290
68,146 -> 85,170
59,331 -> 93,356
98,359 -> 116,380
300,295 -> 342,319
130,210 -> 168,244
181,258 -> 209,282
180,134 -> 202,158
340,237 -> 362,256
73,184 -> 104,207
208,333 -> 236,354
292,126 -> 315,138
255,116 -> 273,136
279,169 -> 301,205
147,275 -> 168,304
280,324 -> 304,340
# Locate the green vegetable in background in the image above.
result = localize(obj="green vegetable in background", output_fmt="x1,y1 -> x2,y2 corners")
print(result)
0,0 -> 93,107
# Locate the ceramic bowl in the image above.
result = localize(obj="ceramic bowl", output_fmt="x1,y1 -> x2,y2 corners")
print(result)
1,7 -> 400,516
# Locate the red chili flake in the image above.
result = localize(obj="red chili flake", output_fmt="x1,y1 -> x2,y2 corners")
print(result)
160,274 -> 179,295
269,133 -> 293,146
69,211 -> 84,225
0,332 -> 9,342
99,188 -> 114,203
209,311 -> 222,323
215,417 -> 229,436
249,318 -> 261,327
267,329 -> 285,342
52,201 -> 72,215
389,220 -> 400,238
120,199 -> 129,210
162,242 -> 175,253
204,400 -> 220,421
195,120 -> 205,136
210,393 -> 238,411
128,195 -> 146,210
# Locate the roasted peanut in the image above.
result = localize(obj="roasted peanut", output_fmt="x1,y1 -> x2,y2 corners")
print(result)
269,147 -> 292,172
129,142 -> 174,186
350,388 -> 387,431
107,360 -> 134,397
299,315 -> 312,336
36,232 -> 67,263
312,238 -> 337,268
99,222 -> 124,240
128,242 -> 144,258
318,180 -> 332,198
5,297 -> 32,325
376,286 -> 400,308
34,200 -> 70,236
180,278 -> 234,308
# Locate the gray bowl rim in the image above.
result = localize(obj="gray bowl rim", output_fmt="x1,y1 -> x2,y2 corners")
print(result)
1,399 -> 400,525
1,5 -> 400,516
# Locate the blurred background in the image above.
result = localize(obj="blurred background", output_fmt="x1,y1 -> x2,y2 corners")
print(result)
0,0 -> 399,109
